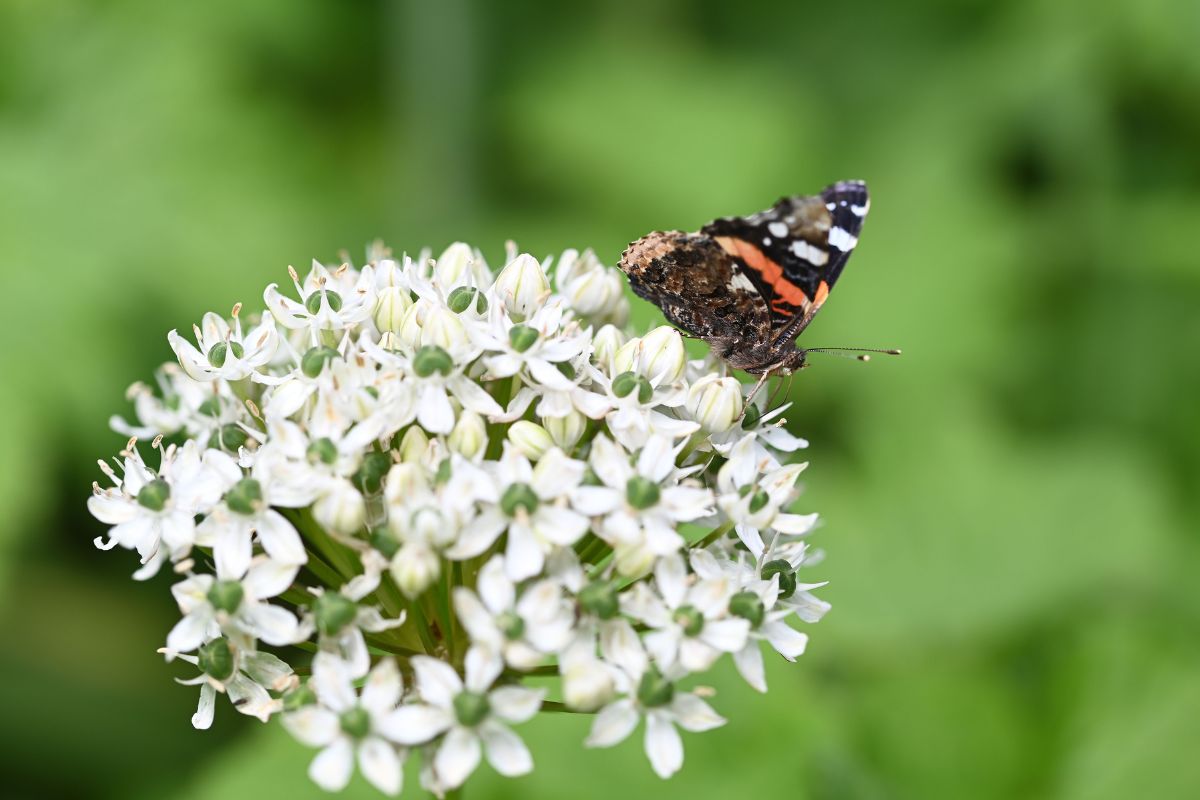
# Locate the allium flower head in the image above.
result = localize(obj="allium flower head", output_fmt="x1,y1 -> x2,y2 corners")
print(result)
88,240 -> 830,794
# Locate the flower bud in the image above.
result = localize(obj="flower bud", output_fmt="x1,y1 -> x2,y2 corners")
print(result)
373,286 -> 412,334
453,691 -> 491,726
592,325 -> 626,372
420,306 -> 469,352
687,374 -> 744,433
396,303 -> 426,348
198,637 -> 235,681
545,410 -> 586,450
448,410 -> 487,459
391,542 -> 440,598
313,480 -> 366,534
493,253 -> 549,320
226,478 -> 263,515
562,659 -> 615,712
434,242 -> 475,287
508,421 -> 553,461
398,426 -> 430,464
729,591 -> 765,628
635,326 -> 686,383
207,580 -> 244,614
613,542 -> 655,578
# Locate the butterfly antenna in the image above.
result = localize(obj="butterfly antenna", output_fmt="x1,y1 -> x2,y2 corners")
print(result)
805,347 -> 902,362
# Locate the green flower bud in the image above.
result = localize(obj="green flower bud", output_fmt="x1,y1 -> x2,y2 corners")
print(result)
500,483 -> 539,516
282,683 -> 317,712
370,527 -> 400,559
413,345 -> 453,378
447,286 -> 487,315
225,478 -> 263,515
496,611 -> 525,640
578,580 -> 620,619
729,591 -> 765,628
206,341 -> 244,368
508,324 -> 539,353
612,371 -> 653,404
136,478 -> 171,511
453,691 -> 491,727
740,403 -> 762,429
636,666 -> 674,708
209,423 -> 248,452
672,604 -> 704,637
301,346 -> 339,378
747,489 -> 770,514
761,559 -> 797,599
353,452 -> 392,494
206,580 -> 244,614
198,637 -> 235,682
625,476 -> 661,510
305,289 -> 343,315
339,706 -> 370,739
307,437 -> 338,465
315,592 -> 358,636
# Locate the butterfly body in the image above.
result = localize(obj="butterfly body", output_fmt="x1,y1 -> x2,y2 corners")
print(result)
619,180 -> 870,375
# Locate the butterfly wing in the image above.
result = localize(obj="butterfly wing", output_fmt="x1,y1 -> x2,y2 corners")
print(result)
618,230 -> 772,358
701,180 -> 869,333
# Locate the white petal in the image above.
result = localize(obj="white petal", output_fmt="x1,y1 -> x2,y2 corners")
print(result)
242,558 -> 299,600
448,375 -> 504,416
734,642 -> 767,692
678,637 -> 720,673
361,658 -> 403,715
699,617 -> 751,653
763,620 -> 809,660
242,601 -> 300,646
773,512 -> 819,535
378,704 -> 454,745
654,554 -> 688,610
283,706 -> 341,747
453,588 -> 502,646
213,525 -> 252,581
358,736 -> 403,796
309,738 -> 355,792
312,652 -> 357,712
434,726 -> 482,790
479,720 -> 533,776
256,510 -> 307,565
585,699 -> 639,748
670,693 -> 726,732
412,655 -> 463,707
166,610 -> 211,654
192,683 -> 216,729
488,686 -> 544,724
644,712 -> 684,778
464,645 -> 503,693
476,556 -> 514,615
531,448 -> 584,497
599,618 -> 647,677
532,506 -> 588,546
227,674 -> 277,722
504,522 -> 545,582
570,485 -> 623,515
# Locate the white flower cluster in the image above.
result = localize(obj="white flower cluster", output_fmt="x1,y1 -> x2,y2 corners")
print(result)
88,242 -> 829,795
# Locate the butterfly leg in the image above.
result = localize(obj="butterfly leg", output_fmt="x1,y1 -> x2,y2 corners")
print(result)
740,369 -> 774,418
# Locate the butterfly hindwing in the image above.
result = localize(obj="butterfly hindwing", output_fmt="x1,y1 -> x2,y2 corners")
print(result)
701,180 -> 869,328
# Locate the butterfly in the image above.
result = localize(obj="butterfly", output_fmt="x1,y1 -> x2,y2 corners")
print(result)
618,180 -> 896,397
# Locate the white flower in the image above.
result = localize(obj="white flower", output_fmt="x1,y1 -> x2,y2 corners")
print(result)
585,640 -> 725,779
572,435 -> 713,572
283,655 -> 407,795
168,308 -> 279,383
716,433 -> 818,557
380,648 -> 543,790
89,440 -> 237,579
555,248 -> 629,325
453,555 -> 573,669
622,554 -> 749,674
446,446 -> 589,581
166,557 -> 302,652
265,261 -> 375,339
166,641 -> 296,729
615,325 -> 687,384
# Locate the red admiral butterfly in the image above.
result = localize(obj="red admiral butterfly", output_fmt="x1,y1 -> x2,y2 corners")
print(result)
618,180 -> 897,396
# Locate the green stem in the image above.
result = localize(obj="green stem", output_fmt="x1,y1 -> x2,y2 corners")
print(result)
694,520 -> 736,551
540,700 -> 593,714
407,597 -> 439,656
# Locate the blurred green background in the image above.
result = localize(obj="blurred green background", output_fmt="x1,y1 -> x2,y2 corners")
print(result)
3,0 -> 1199,798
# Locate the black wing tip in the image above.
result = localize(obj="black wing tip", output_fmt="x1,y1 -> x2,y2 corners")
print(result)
824,179 -> 868,196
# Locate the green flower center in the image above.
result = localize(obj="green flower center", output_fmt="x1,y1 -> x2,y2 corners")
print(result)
612,371 -> 653,404
447,286 -> 487,314
500,483 -> 539,516
206,341 -> 244,368
136,478 -> 171,511
198,637 -> 235,681
729,591 -> 765,628
672,604 -> 704,637
453,691 -> 491,727
225,478 -> 263,515
625,476 -> 661,510
339,707 -> 371,739
636,666 -> 674,708
209,423 -> 248,452
508,324 -> 539,353
305,289 -> 343,315
315,592 -> 358,636
301,346 -> 339,378
413,345 -> 453,378
761,559 -> 797,599
578,580 -> 620,620
307,437 -> 338,465
206,580 -> 244,614
497,611 -> 525,640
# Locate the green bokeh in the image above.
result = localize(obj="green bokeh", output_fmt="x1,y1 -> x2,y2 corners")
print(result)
2,0 -> 1198,798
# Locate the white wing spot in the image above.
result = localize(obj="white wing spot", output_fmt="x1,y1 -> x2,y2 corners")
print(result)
828,226 -> 858,251
729,271 -> 757,293
762,237 -> 772,246
851,202 -> 869,216
768,221 -> 789,238
791,240 -> 829,266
